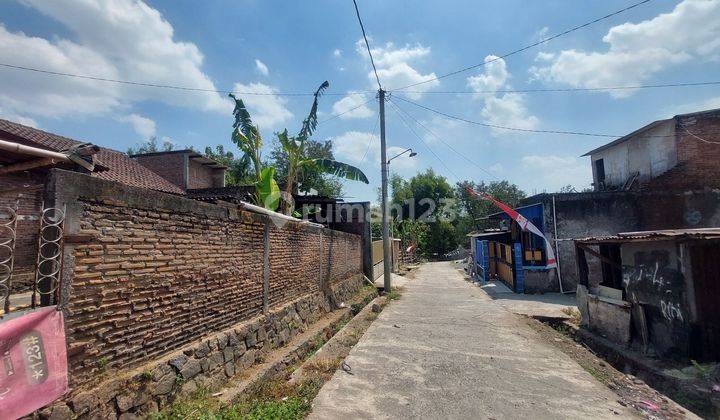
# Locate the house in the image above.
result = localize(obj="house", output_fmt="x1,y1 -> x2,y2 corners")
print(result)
470,108 -> 720,294
586,108 -> 720,191
575,228 -> 720,361
0,118 -> 224,293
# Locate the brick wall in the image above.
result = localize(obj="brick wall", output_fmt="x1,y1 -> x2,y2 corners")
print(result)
50,170 -> 362,389
131,153 -> 186,190
187,159 -> 215,189
0,171 -> 45,291
645,111 -> 720,190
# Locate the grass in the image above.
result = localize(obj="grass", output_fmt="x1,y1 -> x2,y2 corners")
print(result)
151,378 -> 322,420
385,289 -> 401,301
155,285 -> 383,420
584,365 -> 611,385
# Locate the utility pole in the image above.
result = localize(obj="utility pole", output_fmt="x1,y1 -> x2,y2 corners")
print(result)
379,88 -> 392,292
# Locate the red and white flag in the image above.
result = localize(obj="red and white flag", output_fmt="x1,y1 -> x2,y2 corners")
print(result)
0,307 -> 68,419
467,187 -> 557,268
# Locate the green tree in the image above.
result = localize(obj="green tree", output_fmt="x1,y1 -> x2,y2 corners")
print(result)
229,81 -> 368,211
454,179 -> 526,242
127,136 -> 173,155
269,139 -> 343,198
389,169 -> 458,256
203,145 -> 255,186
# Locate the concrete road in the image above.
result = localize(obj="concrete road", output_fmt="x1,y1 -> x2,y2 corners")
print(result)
310,261 -> 634,419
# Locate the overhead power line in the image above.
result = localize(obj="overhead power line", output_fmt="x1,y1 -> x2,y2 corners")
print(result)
318,97 -> 376,124
390,0 -> 654,91
0,62 -> 373,97
393,95 -> 619,138
397,80 -> 720,95
389,98 -> 499,180
387,99 -> 460,180
352,0 -> 382,90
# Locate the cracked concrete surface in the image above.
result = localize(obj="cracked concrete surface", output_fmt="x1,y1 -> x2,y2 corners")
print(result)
309,261 -> 635,419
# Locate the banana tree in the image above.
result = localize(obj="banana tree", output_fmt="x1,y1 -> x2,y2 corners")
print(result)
229,93 -> 280,210
278,81 -> 369,211
229,93 -> 263,182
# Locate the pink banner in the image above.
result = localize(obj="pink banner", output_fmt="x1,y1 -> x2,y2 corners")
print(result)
0,307 -> 68,419
467,187 -> 557,267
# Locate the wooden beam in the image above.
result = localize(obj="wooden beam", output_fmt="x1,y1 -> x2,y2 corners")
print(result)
577,243 -> 623,270
0,157 -> 61,175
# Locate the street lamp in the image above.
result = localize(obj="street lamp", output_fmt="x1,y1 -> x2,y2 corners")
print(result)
387,148 -> 417,164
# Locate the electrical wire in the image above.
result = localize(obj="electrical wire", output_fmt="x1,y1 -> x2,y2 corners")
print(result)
393,95 -> 619,138
318,97 -> 376,125
387,99 -> 460,181
0,62 -> 373,97
397,80 -> 720,95
390,0 -> 654,91
394,96 -> 720,140
389,97 -> 499,180
352,0 -> 382,90
360,110 -> 381,164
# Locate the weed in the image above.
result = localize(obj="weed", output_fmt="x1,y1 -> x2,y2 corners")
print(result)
385,290 -> 401,301
97,357 -> 110,370
584,365 -> 611,385
141,370 -> 154,382
690,359 -> 710,379
175,373 -> 186,386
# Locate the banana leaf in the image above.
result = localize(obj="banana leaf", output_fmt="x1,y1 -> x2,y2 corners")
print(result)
257,167 -> 280,211
309,159 -> 369,184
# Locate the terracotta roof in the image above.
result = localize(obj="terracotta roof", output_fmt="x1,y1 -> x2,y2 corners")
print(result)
0,118 -> 82,151
93,149 -> 184,194
0,118 -> 184,195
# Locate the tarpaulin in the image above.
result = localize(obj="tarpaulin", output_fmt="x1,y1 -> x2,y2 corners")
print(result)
467,187 -> 557,268
0,307 -> 68,419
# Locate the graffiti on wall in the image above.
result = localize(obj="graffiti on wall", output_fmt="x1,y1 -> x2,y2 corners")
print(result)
622,249 -> 687,324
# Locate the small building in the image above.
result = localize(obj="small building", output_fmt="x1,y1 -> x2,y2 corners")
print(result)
131,149 -> 227,191
475,108 -> 720,295
471,206 -> 550,293
575,228 -> 720,361
585,108 -> 720,191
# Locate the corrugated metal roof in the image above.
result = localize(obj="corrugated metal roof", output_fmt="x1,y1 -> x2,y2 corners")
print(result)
577,228 -> 720,243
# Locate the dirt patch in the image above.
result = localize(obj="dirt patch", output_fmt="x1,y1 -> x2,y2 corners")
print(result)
525,317 -> 694,420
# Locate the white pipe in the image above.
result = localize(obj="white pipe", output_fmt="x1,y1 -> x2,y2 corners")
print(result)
0,139 -> 71,161
240,201 -> 324,228
552,195 -> 572,294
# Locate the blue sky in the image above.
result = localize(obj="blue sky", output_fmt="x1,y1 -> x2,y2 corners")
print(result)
1,0 -> 719,202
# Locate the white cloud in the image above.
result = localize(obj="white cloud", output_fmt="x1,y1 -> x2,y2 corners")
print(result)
333,131 -> 378,165
488,163 -> 504,172
332,131 -> 416,172
331,93 -> 374,119
0,106 -> 39,128
356,40 -> 439,98
254,59 -> 269,76
670,96 -> 720,116
0,0 -> 229,123
117,113 -> 156,139
232,83 -> 293,129
333,49 -> 342,58
530,0 -> 720,98
519,155 -> 591,192
467,56 -> 539,136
